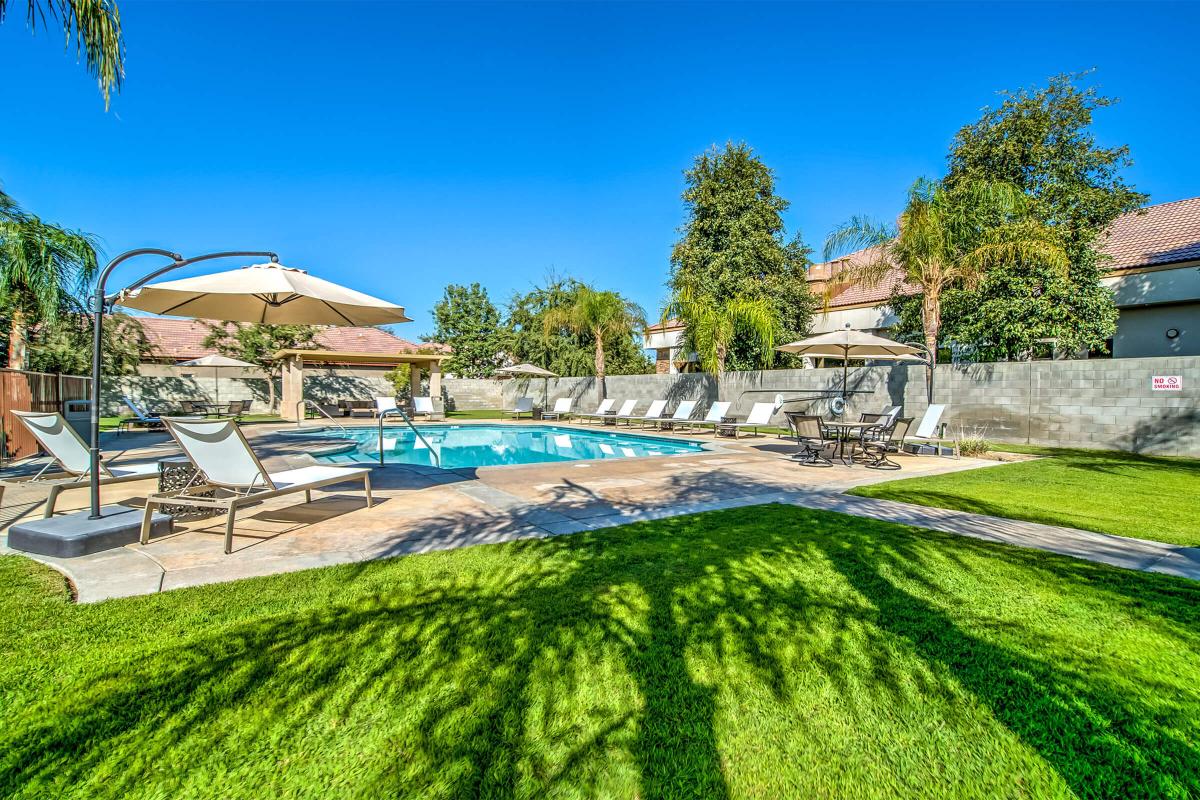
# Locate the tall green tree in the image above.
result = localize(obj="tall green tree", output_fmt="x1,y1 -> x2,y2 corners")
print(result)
0,189 -> 99,370
663,283 -> 776,376
669,141 -> 815,370
825,178 -> 1068,371
424,283 -> 505,378
542,285 -> 646,400
944,72 -> 1145,355
506,277 -> 651,379
0,0 -> 124,107
18,309 -> 148,375
203,323 -> 318,412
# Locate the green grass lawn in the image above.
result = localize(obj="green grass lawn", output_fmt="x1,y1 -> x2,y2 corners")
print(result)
100,413 -> 285,431
446,408 -> 508,419
3,505 -> 1198,799
851,447 -> 1200,547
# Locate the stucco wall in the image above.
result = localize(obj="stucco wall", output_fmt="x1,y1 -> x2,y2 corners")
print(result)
1112,304 -> 1200,358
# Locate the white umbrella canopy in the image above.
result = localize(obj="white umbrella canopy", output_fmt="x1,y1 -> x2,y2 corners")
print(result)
496,363 -> 558,378
178,355 -> 256,405
777,328 -> 928,400
118,263 -> 412,326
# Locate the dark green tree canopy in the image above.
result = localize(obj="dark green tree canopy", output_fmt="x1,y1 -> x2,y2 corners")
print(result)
669,142 -> 814,370
203,323 -> 318,410
506,277 -> 651,378
424,282 -> 504,378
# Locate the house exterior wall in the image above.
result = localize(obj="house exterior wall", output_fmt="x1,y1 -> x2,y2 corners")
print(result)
1112,304 -> 1200,358
808,305 -> 900,335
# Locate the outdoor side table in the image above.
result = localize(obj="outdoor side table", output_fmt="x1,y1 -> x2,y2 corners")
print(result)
157,456 -> 219,520
716,416 -> 739,438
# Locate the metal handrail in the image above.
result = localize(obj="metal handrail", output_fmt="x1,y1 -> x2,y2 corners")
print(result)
379,407 -> 440,468
295,400 -> 349,435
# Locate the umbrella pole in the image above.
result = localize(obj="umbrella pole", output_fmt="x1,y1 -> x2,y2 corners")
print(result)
214,367 -> 220,405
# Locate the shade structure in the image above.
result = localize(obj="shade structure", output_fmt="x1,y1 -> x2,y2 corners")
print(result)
776,328 -> 928,402
178,354 -> 256,405
496,363 -> 558,378
118,263 -> 412,326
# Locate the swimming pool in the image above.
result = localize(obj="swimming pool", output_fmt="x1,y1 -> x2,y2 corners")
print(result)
306,424 -> 707,469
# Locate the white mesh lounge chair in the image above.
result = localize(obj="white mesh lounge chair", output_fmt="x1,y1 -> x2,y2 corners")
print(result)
649,399 -> 698,430
118,396 -> 165,431
506,397 -> 535,419
374,396 -> 397,417
684,401 -> 732,433
0,411 -> 160,518
142,417 -> 373,554
411,396 -> 443,420
716,402 -> 777,438
542,398 -> 573,421
575,398 -> 616,424
608,399 -> 640,426
627,399 -> 667,428
903,404 -> 958,457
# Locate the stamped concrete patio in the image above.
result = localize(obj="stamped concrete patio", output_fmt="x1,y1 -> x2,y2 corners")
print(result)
3,420 -> 1197,602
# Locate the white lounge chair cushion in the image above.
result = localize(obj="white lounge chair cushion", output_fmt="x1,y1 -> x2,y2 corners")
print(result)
106,462 -> 161,479
267,465 -> 371,491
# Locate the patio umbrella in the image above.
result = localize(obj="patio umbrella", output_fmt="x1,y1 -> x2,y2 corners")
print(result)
117,262 -> 412,326
776,328 -> 927,401
496,363 -> 558,407
177,354 -> 255,405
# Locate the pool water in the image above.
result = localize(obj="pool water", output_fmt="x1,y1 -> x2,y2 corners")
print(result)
311,424 -> 707,469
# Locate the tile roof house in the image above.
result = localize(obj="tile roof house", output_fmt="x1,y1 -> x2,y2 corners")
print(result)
132,317 -> 449,363
805,196 -> 1200,357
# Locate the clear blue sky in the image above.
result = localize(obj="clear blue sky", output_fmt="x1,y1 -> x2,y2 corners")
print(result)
2,1 -> 1198,338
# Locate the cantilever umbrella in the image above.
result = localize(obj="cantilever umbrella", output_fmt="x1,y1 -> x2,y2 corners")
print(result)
177,354 -> 255,405
118,262 -> 413,326
496,363 -> 559,406
776,328 -> 928,402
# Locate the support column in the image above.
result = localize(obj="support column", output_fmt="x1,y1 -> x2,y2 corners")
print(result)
281,354 -> 305,421
428,360 -> 441,398
409,364 -> 423,397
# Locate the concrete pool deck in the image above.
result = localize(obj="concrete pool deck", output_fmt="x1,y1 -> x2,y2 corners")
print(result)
3,419 -> 1197,601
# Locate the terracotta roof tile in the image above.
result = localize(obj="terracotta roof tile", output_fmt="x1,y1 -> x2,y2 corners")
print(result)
1097,196 -> 1200,270
131,317 -> 447,361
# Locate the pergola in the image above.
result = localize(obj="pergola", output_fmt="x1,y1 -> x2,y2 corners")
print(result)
273,348 -> 450,421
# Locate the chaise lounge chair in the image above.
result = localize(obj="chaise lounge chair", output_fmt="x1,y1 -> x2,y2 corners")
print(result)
575,398 -> 616,424
118,396 -> 166,431
142,417 -> 373,554
683,401 -> 732,434
715,402 -> 777,438
903,404 -> 958,457
542,398 -> 573,421
506,397 -> 535,419
649,400 -> 698,430
0,411 -> 160,518
626,399 -> 667,428
411,396 -> 443,421
607,399 -> 640,426
374,396 -> 397,418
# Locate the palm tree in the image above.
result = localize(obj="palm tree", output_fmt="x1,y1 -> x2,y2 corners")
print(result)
0,190 -> 99,370
823,177 -> 1068,367
543,286 -> 645,402
0,0 -> 124,108
663,284 -> 777,376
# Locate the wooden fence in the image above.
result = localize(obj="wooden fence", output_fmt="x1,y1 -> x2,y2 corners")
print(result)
0,369 -> 92,462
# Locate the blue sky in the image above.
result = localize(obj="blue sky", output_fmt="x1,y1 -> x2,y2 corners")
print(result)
2,0 -> 1198,338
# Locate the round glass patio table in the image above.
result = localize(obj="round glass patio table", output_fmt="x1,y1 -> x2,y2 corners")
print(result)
195,402 -> 232,417
822,420 -> 879,464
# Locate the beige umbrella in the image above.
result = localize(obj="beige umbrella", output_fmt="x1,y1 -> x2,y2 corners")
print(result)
777,328 -> 927,399
178,354 -> 255,405
497,363 -> 558,406
118,262 -> 412,326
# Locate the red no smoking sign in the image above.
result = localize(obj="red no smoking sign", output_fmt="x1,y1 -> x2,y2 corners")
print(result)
1152,375 -> 1183,391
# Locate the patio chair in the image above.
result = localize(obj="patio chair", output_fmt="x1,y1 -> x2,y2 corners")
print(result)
542,398 -> 574,421
651,399 -> 699,430
119,396 -> 166,431
715,402 -> 777,438
625,399 -> 667,427
411,396 -> 443,420
142,417 -> 373,554
903,404 -> 958,457
506,397 -> 535,419
179,400 -> 206,415
374,396 -> 397,418
575,398 -> 616,424
226,399 -> 250,419
683,401 -> 732,434
0,411 -> 160,518
607,399 -> 640,426
853,417 -> 914,469
785,412 -> 838,466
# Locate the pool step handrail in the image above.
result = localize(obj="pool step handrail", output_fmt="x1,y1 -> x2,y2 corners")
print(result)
379,407 -> 441,468
296,399 -> 349,435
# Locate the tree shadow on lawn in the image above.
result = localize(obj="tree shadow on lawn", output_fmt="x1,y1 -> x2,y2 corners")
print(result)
4,503 -> 1200,798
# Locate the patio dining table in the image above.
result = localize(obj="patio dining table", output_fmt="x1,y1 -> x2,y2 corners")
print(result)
822,420 -> 879,464
195,402 -> 233,418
